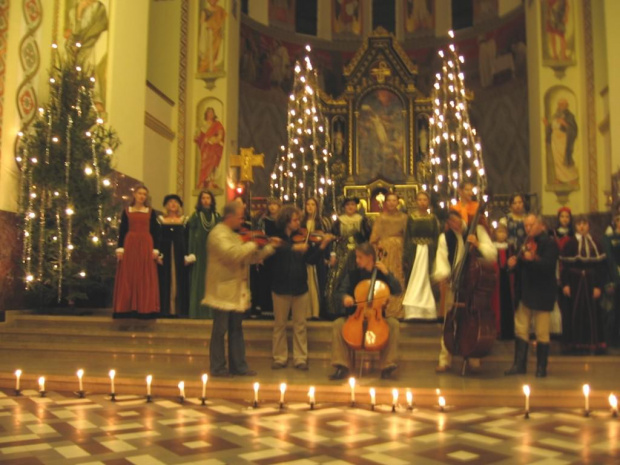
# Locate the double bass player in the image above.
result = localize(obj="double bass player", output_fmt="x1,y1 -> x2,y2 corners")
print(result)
328,242 -> 402,380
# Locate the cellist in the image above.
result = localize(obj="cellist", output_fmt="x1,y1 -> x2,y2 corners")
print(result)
328,242 -> 402,380
433,210 -> 497,373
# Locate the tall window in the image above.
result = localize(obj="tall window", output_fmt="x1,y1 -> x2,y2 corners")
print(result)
296,0 -> 318,36
373,0 -> 395,33
452,0 -> 473,30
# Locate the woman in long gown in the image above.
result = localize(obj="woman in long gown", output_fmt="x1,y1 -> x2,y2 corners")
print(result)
158,194 -> 191,318
370,192 -> 409,319
402,191 -> 439,320
113,184 -> 160,319
301,197 -> 332,320
325,196 -> 371,319
553,207 -> 574,342
188,190 -> 220,319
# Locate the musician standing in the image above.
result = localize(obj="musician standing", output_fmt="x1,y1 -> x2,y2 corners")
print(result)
328,242 -> 402,380
505,214 -> 559,378
433,210 -> 496,373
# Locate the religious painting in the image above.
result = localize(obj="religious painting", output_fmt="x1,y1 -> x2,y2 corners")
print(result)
333,0 -> 361,37
541,0 -> 575,69
197,0 -> 227,75
194,98 -> 225,193
331,116 -> 346,160
355,89 -> 407,184
543,86 -> 579,192
63,0 -> 110,112
404,0 -> 434,35
473,0 -> 498,25
269,0 -> 295,31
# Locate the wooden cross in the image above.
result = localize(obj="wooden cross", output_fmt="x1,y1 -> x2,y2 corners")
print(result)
371,61 -> 391,83
230,147 -> 265,183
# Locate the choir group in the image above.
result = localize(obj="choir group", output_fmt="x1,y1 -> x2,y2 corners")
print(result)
111,182 -> 620,379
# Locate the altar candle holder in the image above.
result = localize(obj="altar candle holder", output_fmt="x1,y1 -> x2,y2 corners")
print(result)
583,384 -> 590,417
38,376 -> 46,397
109,370 -> 116,401
14,370 -> 22,396
253,382 -> 259,408
279,382 -> 287,409
523,385 -> 530,419
76,369 -> 85,398
146,375 -> 153,403
349,377 -> 356,407
201,374 -> 208,406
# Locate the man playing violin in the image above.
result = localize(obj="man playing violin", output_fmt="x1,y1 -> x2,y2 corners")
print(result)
328,242 -> 402,380
203,201 -> 282,377
505,213 -> 559,377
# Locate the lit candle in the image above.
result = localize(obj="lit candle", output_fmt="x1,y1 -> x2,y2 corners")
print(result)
109,370 -> 116,394
406,390 -> 413,410
308,386 -> 315,408
392,389 -> 399,406
609,393 -> 618,417
253,382 -> 259,405
369,388 -> 376,409
349,377 -> 356,404
178,381 -> 185,399
15,370 -> 22,391
583,384 -> 590,416
523,385 -> 530,418
438,396 -> 446,412
77,369 -> 84,391
279,382 -> 287,406
38,376 -> 45,392
201,374 -> 208,399
146,375 -> 153,396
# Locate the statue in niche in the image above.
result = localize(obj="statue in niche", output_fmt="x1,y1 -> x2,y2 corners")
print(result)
544,97 -> 578,188
541,0 -> 575,73
195,106 -> 226,190
198,0 -> 227,74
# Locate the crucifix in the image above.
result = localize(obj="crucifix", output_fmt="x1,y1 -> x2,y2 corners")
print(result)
371,61 -> 391,83
230,147 -> 265,183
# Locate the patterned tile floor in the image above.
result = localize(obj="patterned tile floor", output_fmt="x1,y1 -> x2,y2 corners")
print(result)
0,388 -> 618,464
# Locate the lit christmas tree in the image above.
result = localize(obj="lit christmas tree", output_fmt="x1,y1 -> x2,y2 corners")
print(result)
16,45 -> 120,306
428,31 -> 486,211
270,45 -> 336,213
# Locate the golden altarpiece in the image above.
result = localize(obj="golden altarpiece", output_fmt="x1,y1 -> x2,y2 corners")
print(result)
320,28 -> 432,215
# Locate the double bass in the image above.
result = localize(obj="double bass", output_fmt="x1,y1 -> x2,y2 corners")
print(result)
341,252 -> 390,351
442,199 -> 497,375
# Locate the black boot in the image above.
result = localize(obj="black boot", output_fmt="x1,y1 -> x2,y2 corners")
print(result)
505,338 -> 529,375
535,343 -> 550,378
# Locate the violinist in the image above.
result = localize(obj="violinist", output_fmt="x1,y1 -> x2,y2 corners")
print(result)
505,214 -> 558,378
268,205 -> 334,371
329,242 -> 401,380
433,210 -> 496,373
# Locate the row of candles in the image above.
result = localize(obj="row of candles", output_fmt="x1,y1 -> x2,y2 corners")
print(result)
12,369 -> 619,417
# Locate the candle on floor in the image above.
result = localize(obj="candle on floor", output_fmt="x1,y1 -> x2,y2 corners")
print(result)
201,374 -> 208,399
523,385 -> 530,418
406,390 -> 413,410
369,388 -> 376,410
308,386 -> 315,408
146,375 -> 153,397
438,396 -> 446,412
178,381 -> 185,399
392,389 -> 399,412
583,384 -> 590,416
349,377 -> 356,405
77,369 -> 84,392
14,370 -> 22,391
609,393 -> 618,418
279,383 -> 287,407
253,382 -> 259,406
109,370 -> 116,394
38,376 -> 45,393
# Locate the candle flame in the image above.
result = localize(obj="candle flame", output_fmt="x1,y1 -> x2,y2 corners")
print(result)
308,386 -> 315,396
253,382 -> 259,392
202,374 -> 208,384
609,394 -> 618,409
77,369 -> 84,379
406,390 -> 413,404
280,382 -> 287,394
146,375 -> 153,385
369,388 -> 376,400
178,381 -> 184,391
583,384 -> 590,396
15,369 -> 22,377
392,388 -> 399,403
349,377 -> 356,389
38,376 -> 45,390
435,388 -> 441,396
523,385 -> 530,396
109,369 -> 115,379
438,396 -> 446,407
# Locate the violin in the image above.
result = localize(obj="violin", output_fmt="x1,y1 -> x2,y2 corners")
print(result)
238,228 -> 270,248
291,228 -> 329,244
518,236 -> 538,260
341,251 -> 390,351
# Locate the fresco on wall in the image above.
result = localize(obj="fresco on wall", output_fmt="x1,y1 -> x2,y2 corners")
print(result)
197,0 -> 227,75
269,0 -> 295,31
356,89 -> 406,184
194,99 -> 225,193
473,0 -> 498,25
333,0 -> 361,37
404,0 -> 434,35
64,0 -> 109,112
541,0 -> 575,69
543,87 -> 579,191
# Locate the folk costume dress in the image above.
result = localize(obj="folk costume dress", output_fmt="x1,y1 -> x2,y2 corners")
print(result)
402,210 -> 439,320
325,213 -> 371,319
113,207 -> 160,318
553,225 -> 573,338
302,215 -> 332,320
370,210 -> 408,319
158,215 -> 190,317
188,208 -> 220,319
560,233 -> 608,353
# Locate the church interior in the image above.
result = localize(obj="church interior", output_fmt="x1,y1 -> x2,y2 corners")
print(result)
0,0 -> 620,463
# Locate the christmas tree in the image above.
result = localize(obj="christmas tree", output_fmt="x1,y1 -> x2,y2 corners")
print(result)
428,31 -> 486,211
17,46 -> 120,306
270,45 -> 336,213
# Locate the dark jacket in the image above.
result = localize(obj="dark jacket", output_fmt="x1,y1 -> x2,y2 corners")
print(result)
515,231 -> 559,311
336,267 -> 402,316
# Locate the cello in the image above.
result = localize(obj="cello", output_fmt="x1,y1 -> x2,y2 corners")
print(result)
342,251 -> 390,351
442,199 -> 497,375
